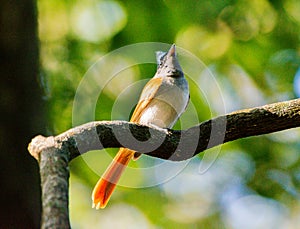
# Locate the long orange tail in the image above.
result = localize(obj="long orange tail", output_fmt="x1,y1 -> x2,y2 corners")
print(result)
92,148 -> 134,209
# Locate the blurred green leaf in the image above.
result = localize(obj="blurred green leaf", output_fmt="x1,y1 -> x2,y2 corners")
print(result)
38,0 -> 300,227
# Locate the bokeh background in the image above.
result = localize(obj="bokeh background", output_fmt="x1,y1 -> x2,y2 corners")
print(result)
2,0 -> 300,228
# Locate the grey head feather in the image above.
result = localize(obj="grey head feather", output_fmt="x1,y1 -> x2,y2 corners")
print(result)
156,51 -> 167,66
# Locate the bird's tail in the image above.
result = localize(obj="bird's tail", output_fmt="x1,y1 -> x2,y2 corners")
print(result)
92,148 -> 134,209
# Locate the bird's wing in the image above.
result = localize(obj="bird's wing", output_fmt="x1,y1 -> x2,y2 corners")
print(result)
130,77 -> 163,122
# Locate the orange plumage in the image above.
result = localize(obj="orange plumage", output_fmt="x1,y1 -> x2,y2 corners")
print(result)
91,44 -> 189,209
92,148 -> 134,209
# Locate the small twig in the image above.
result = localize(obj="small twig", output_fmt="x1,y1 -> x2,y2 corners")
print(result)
28,98 -> 300,229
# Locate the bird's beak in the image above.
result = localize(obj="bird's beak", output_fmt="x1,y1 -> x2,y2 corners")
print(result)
167,44 -> 176,58
166,44 -> 182,73
155,44 -> 183,76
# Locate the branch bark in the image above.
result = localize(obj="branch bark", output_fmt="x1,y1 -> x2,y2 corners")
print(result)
28,98 -> 300,228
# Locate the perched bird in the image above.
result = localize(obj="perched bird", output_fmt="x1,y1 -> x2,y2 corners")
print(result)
92,44 -> 190,209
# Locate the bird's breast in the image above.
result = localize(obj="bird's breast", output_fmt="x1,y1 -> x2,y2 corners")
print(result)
139,77 -> 189,128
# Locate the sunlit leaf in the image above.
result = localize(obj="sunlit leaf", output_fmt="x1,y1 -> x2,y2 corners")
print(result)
220,0 -> 277,40
71,1 -> 127,42
176,23 -> 232,61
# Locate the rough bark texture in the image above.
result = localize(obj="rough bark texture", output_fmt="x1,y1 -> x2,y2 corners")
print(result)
30,98 -> 300,161
28,98 -> 300,228
40,143 -> 71,228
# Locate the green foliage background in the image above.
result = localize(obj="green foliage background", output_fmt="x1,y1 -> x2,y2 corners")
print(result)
39,0 -> 300,228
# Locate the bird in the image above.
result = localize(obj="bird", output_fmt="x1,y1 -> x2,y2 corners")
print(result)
92,44 -> 190,209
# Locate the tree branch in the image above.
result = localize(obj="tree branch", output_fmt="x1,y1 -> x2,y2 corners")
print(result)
29,98 -> 300,161
29,136 -> 71,229
28,98 -> 300,228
